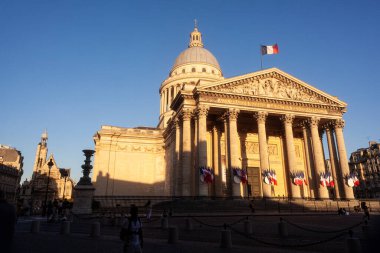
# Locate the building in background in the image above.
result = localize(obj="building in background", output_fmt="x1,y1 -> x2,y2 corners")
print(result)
0,145 -> 23,203
349,141 -> 380,198
92,25 -> 354,200
19,131 -> 75,213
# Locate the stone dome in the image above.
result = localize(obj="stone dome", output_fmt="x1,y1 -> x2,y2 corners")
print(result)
172,46 -> 221,71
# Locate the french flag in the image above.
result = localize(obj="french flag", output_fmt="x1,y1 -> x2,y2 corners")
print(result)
261,44 -> 279,55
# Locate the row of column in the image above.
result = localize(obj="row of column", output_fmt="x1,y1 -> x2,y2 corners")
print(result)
160,85 -> 182,114
175,106 -> 354,199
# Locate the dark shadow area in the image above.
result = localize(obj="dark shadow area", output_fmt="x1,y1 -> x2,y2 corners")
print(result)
18,171 -> 59,216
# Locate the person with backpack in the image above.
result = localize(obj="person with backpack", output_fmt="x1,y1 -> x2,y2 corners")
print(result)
120,205 -> 143,253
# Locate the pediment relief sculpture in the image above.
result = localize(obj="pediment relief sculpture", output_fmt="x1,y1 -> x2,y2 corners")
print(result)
214,78 -> 327,104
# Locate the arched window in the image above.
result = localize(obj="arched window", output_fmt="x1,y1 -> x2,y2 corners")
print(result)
212,70 -> 215,74
192,68 -> 196,72
202,68 -> 206,72
182,69 -> 185,73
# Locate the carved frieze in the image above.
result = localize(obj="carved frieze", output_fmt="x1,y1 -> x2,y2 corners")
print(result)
242,142 -> 278,156
116,143 -> 164,153
203,96 -> 339,115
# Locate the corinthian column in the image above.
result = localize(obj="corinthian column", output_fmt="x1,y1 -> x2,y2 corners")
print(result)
181,108 -> 192,196
300,122 -> 315,199
228,109 -> 241,197
334,119 -> 354,199
174,118 -> 182,196
281,114 -> 301,198
255,111 -> 270,198
197,105 -> 209,197
324,124 -> 341,199
309,117 -> 329,199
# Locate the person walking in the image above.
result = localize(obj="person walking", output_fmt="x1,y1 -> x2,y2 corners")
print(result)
121,205 -> 143,253
0,190 -> 17,253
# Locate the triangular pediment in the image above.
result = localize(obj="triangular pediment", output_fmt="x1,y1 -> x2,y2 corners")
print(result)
198,68 -> 346,107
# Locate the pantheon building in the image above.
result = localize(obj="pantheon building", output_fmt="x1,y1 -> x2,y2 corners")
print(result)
92,26 -> 354,200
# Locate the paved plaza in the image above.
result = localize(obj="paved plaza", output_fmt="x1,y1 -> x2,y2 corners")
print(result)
12,212 -> 379,253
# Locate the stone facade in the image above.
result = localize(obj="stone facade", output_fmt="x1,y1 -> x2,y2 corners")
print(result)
349,142 -> 380,198
92,26 -> 354,199
0,145 -> 23,203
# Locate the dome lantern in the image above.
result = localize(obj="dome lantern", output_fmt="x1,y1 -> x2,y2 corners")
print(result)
189,19 -> 203,48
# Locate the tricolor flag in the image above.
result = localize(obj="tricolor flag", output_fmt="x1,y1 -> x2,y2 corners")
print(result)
261,44 -> 279,55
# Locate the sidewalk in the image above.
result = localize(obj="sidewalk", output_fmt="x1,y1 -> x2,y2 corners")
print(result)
13,231 -> 319,253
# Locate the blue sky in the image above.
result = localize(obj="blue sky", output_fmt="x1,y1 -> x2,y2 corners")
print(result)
1,0 -> 379,182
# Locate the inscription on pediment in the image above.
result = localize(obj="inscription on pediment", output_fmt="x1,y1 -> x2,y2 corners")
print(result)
217,78 -> 324,103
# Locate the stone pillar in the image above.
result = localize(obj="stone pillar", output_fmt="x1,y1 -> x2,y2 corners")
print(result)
223,116 -> 230,196
324,125 -> 341,199
213,126 -> 222,197
301,122 -> 315,199
174,118 -> 181,196
181,109 -> 192,196
334,119 -> 354,199
309,117 -> 329,199
73,150 -> 96,214
197,105 -> 209,197
228,109 -> 241,197
255,111 -> 270,198
281,114 -> 301,198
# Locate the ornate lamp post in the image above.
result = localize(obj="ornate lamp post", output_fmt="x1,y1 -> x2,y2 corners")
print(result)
60,169 -> 69,199
77,149 -> 95,185
72,149 -> 96,214
43,158 -> 54,216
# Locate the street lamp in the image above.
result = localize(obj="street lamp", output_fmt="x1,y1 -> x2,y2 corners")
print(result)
60,169 -> 69,199
43,158 -> 54,216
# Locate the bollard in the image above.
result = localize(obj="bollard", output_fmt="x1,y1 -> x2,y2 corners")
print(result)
278,218 -> 288,238
220,229 -> 232,248
244,220 -> 252,235
60,221 -> 71,235
161,217 -> 169,229
30,220 -> 40,233
185,218 -> 193,231
168,226 -> 179,244
91,221 -> 101,238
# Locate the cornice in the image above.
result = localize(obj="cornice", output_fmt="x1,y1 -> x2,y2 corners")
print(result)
196,91 -> 345,115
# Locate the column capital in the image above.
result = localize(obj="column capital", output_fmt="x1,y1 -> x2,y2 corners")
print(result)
308,116 -> 320,128
181,108 -> 193,121
228,108 -> 240,121
297,120 -> 309,130
280,114 -> 295,125
333,118 -> 345,129
254,111 -> 268,124
195,105 -> 209,118
173,118 -> 181,129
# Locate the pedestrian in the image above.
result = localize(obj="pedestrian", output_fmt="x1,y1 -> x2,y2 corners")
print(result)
363,203 -> 370,220
121,205 -> 143,253
0,190 -> 17,253
144,200 -> 152,220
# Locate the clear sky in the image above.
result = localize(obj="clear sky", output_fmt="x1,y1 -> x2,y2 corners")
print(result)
1,0 -> 379,183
